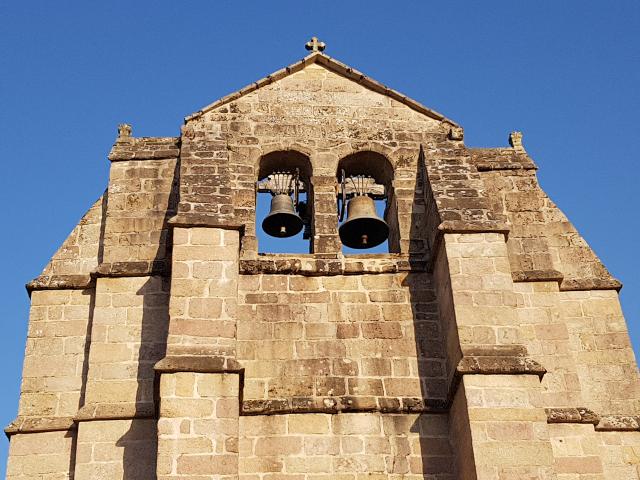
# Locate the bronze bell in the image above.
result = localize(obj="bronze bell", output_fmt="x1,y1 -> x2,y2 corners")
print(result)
262,193 -> 304,238
339,195 -> 389,249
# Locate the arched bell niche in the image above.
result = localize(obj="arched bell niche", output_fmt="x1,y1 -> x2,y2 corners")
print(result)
336,151 -> 401,254
256,150 -> 313,254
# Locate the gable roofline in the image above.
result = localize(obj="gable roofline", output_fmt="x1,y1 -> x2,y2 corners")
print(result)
185,52 -> 460,127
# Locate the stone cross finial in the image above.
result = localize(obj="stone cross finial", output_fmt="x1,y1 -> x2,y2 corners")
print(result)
118,123 -> 132,138
305,37 -> 326,52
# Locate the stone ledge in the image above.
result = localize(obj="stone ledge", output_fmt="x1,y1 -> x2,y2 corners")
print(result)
512,269 -> 564,283
437,220 -> 511,235
168,214 -> 245,232
241,396 -> 447,415
456,355 -> 546,379
545,410 -> 640,431
93,261 -> 169,277
595,415 -> 640,431
476,162 -> 537,171
26,274 -> 94,293
75,402 -> 156,422
239,255 -> 426,276
4,416 -> 76,437
461,345 -> 529,357
154,355 -> 243,374
560,277 -> 623,292
546,407 -> 599,425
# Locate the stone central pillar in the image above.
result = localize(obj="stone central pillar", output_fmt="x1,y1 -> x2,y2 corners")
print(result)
155,226 -> 241,479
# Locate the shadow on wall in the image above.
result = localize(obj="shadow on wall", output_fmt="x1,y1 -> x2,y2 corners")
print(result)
407,146 -> 456,478
116,161 -> 177,479
70,191 -> 109,475
114,276 -> 170,479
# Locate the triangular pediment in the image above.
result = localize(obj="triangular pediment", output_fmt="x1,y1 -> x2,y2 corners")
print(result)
186,52 -> 459,127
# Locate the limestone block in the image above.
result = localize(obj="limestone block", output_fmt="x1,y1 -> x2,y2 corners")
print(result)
6,431 -> 74,479
18,289 -> 91,420
158,372 -> 240,478
84,275 -> 169,409
74,419 -> 157,480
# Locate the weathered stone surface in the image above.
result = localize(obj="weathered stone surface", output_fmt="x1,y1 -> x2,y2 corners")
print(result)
546,407 -> 599,425
595,415 -> 640,431
154,355 -> 243,374
456,355 -> 547,379
7,42 -> 639,480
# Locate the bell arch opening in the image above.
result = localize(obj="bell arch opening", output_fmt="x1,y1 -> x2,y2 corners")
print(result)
256,150 -> 313,254
336,151 -> 400,254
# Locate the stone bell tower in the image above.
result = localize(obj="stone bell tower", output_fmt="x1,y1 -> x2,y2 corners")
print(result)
6,39 -> 640,479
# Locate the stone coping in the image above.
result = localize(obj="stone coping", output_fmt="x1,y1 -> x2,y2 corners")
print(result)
545,409 -> 640,431
455,355 -> 546,380
595,415 -> 640,431
475,161 -> 537,171
108,136 -> 180,162
154,355 -> 243,374
4,416 -> 76,437
512,269 -> 564,284
239,254 -> 426,276
560,277 -> 622,292
93,261 -> 169,278
437,220 -> 510,235
26,274 -> 94,293
546,407 -> 599,425
74,402 -> 156,422
469,147 -> 537,172
168,214 -> 245,232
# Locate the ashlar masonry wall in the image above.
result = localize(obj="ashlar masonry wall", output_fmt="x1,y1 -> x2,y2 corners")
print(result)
6,50 -> 640,480
237,270 -> 447,409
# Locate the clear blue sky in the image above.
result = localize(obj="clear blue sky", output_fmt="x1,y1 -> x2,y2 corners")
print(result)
0,1 -> 638,473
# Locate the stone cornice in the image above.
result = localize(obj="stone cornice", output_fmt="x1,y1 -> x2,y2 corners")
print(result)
239,254 -> 426,276
241,397 -> 447,416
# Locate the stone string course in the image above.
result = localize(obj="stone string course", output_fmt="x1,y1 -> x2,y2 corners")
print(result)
7,49 -> 639,479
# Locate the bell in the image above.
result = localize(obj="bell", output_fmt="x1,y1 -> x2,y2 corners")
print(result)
262,194 -> 304,238
339,195 -> 389,249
